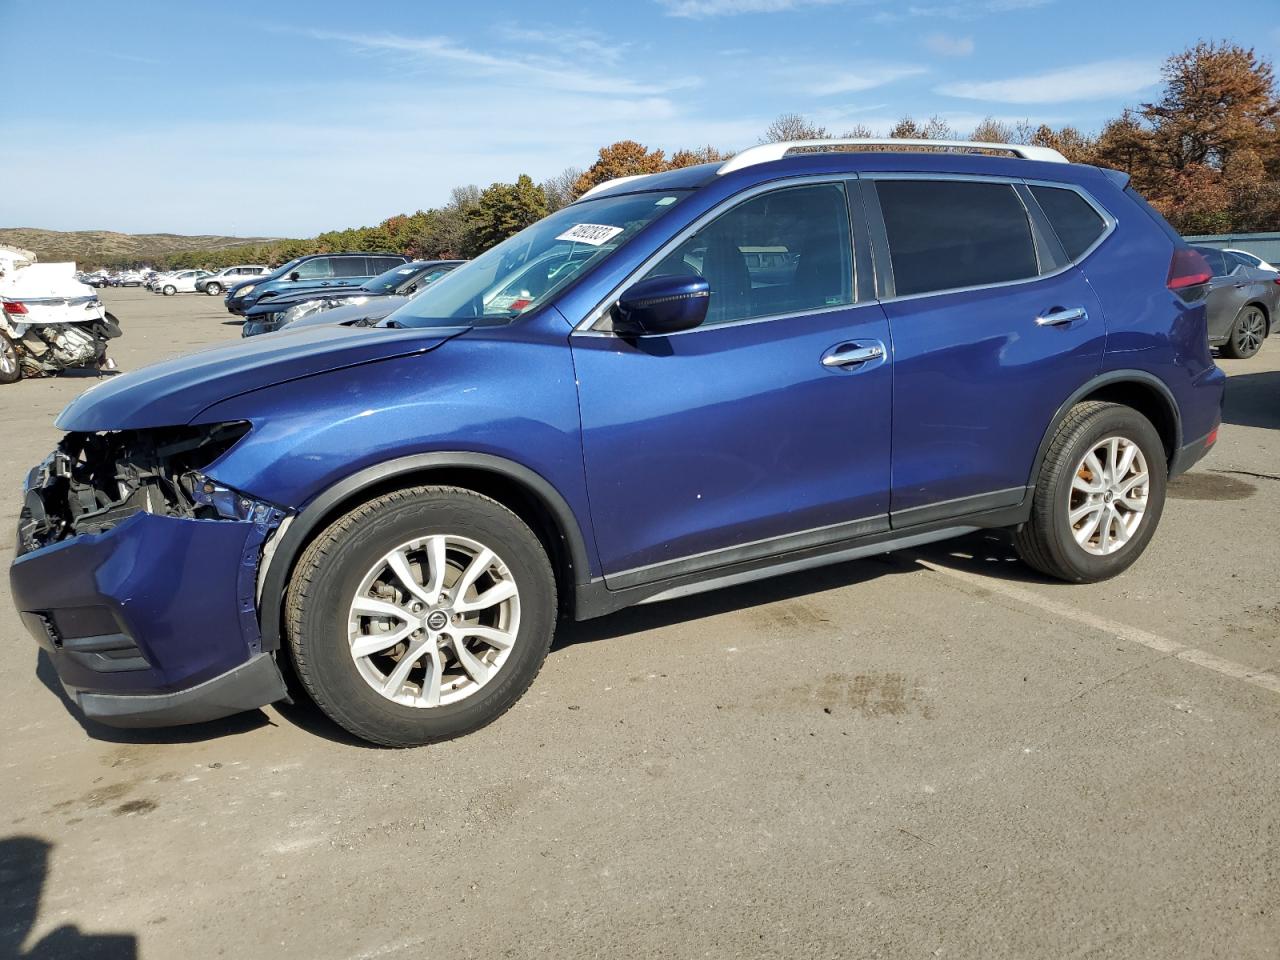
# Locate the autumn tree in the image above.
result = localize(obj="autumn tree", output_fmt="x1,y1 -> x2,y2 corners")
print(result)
668,145 -> 730,168
573,141 -> 668,197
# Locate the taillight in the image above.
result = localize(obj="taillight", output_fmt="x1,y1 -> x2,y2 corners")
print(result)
2,299 -> 28,316
1167,248 -> 1212,291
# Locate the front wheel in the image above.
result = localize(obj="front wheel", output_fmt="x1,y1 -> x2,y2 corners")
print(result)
286,486 -> 556,747
205,282 -> 223,296
1220,305 -> 1266,359
1014,401 -> 1167,582
0,331 -> 21,384
162,285 -> 176,296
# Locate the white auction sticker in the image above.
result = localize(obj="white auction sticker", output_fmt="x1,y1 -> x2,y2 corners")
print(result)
555,223 -> 624,246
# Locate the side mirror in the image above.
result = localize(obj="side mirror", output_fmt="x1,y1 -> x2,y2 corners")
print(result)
612,275 -> 709,335
289,271 -> 301,281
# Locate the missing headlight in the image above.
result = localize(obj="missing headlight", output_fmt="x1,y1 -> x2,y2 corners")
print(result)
18,421 -> 259,552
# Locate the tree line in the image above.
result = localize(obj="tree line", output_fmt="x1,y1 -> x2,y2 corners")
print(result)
150,41 -> 1277,272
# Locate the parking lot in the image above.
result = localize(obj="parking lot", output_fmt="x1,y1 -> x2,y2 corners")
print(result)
1,287 -> 1277,959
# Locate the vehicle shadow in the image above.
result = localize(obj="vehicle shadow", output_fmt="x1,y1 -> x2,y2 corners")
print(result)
35,650 -> 273,745
0,836 -> 138,958
1221,369 -> 1280,430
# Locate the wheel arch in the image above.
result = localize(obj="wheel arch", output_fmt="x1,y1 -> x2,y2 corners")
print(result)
256,452 -> 594,652
1029,370 -> 1182,489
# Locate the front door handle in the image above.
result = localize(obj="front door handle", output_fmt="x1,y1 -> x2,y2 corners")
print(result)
1036,306 -> 1088,327
822,344 -> 884,367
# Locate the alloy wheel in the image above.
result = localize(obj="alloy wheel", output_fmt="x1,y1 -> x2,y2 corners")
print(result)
1235,308 -> 1265,357
1068,436 -> 1149,556
347,534 -> 520,708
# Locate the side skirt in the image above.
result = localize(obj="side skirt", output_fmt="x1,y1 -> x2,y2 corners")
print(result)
573,497 -> 1029,621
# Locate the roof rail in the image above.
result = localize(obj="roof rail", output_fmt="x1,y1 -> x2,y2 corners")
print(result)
577,174 -> 651,200
717,138 -> 1068,175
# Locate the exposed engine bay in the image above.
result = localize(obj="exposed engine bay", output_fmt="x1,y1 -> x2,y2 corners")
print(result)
1,312 -> 122,378
17,422 -> 264,554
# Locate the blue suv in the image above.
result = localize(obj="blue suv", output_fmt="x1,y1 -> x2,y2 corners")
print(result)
11,140 -> 1225,746
224,253 -> 410,316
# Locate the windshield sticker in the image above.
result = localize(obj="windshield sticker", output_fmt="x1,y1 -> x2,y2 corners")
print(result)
555,223 -> 624,246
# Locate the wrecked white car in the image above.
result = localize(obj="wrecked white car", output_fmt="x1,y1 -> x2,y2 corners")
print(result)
0,247 -> 121,384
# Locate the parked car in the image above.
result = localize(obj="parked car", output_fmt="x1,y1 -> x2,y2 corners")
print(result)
12,139 -> 1226,746
224,253 -> 410,316
197,265 -> 269,296
241,260 -> 462,337
153,269 -> 213,296
1223,248 -> 1278,272
1193,245 -> 1278,359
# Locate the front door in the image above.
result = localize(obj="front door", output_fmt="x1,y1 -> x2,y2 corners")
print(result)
571,180 -> 893,585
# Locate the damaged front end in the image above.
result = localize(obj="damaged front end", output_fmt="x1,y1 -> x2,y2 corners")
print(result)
11,421 -> 291,726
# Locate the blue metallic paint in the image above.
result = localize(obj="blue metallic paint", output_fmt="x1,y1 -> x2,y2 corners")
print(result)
12,149 -> 1227,727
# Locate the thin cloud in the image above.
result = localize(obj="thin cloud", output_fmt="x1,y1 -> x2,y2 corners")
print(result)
878,0 -> 1051,21
658,0 -> 845,17
779,62 -> 928,96
937,59 -> 1160,103
302,29 -> 696,97
496,25 -> 628,65
922,33 -> 974,56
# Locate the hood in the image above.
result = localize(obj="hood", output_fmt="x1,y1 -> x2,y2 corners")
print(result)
286,295 -> 406,331
243,283 -> 372,317
57,322 -> 470,431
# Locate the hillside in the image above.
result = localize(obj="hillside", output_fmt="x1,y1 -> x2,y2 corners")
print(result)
0,227 -> 283,269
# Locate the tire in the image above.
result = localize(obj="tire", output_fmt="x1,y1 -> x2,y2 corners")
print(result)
1219,305 -> 1266,359
0,331 -> 21,384
205,282 -> 223,296
1014,401 -> 1167,583
285,485 -> 556,747
162,285 -> 176,296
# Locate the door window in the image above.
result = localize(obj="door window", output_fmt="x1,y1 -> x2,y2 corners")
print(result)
1029,185 -> 1107,260
641,182 -> 853,327
372,257 -> 405,272
1196,247 -> 1228,277
293,258 -> 333,279
876,179 -> 1039,297
331,257 -> 370,278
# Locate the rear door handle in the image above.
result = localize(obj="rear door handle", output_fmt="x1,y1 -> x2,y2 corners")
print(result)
822,344 -> 884,367
1036,306 -> 1087,327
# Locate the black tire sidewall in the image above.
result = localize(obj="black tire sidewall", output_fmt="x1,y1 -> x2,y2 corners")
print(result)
1044,407 -> 1167,580
291,490 -> 555,745
1231,308 -> 1263,359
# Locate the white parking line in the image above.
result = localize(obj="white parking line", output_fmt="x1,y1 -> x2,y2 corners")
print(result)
916,559 -> 1280,696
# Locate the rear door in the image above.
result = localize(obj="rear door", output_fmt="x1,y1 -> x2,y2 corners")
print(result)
866,175 -> 1108,521
572,179 -> 893,584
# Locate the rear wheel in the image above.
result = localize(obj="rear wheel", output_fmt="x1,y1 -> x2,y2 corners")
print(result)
205,282 -> 223,296
286,486 -> 556,747
0,332 -> 21,384
1014,401 -> 1167,582
1220,305 -> 1266,359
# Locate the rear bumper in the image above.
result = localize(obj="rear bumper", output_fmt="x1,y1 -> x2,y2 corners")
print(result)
11,506 -> 287,728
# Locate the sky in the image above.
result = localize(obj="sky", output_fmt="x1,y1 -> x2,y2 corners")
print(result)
3,0 -> 1279,237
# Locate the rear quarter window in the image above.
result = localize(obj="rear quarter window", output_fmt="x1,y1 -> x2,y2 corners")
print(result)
876,179 -> 1038,297
1030,185 -> 1107,260
331,257 -> 371,278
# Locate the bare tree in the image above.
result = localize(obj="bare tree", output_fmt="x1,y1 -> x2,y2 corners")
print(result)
541,166 -> 584,213
762,113 -> 829,143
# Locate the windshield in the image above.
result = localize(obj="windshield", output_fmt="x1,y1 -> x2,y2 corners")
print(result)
387,190 -> 689,328
365,263 -> 431,294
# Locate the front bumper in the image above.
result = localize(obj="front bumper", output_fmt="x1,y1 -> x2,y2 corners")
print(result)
11,508 -> 288,728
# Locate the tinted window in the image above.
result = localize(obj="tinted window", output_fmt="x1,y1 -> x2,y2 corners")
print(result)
1223,251 -> 1253,272
877,180 -> 1038,297
1195,247 -> 1228,277
372,256 -> 405,272
643,182 -> 852,327
331,257 -> 370,278
293,258 -> 332,280
1030,185 -> 1107,260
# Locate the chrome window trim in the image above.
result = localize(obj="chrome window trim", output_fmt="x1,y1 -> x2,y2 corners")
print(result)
570,174 -> 860,337
863,172 -> 1117,306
